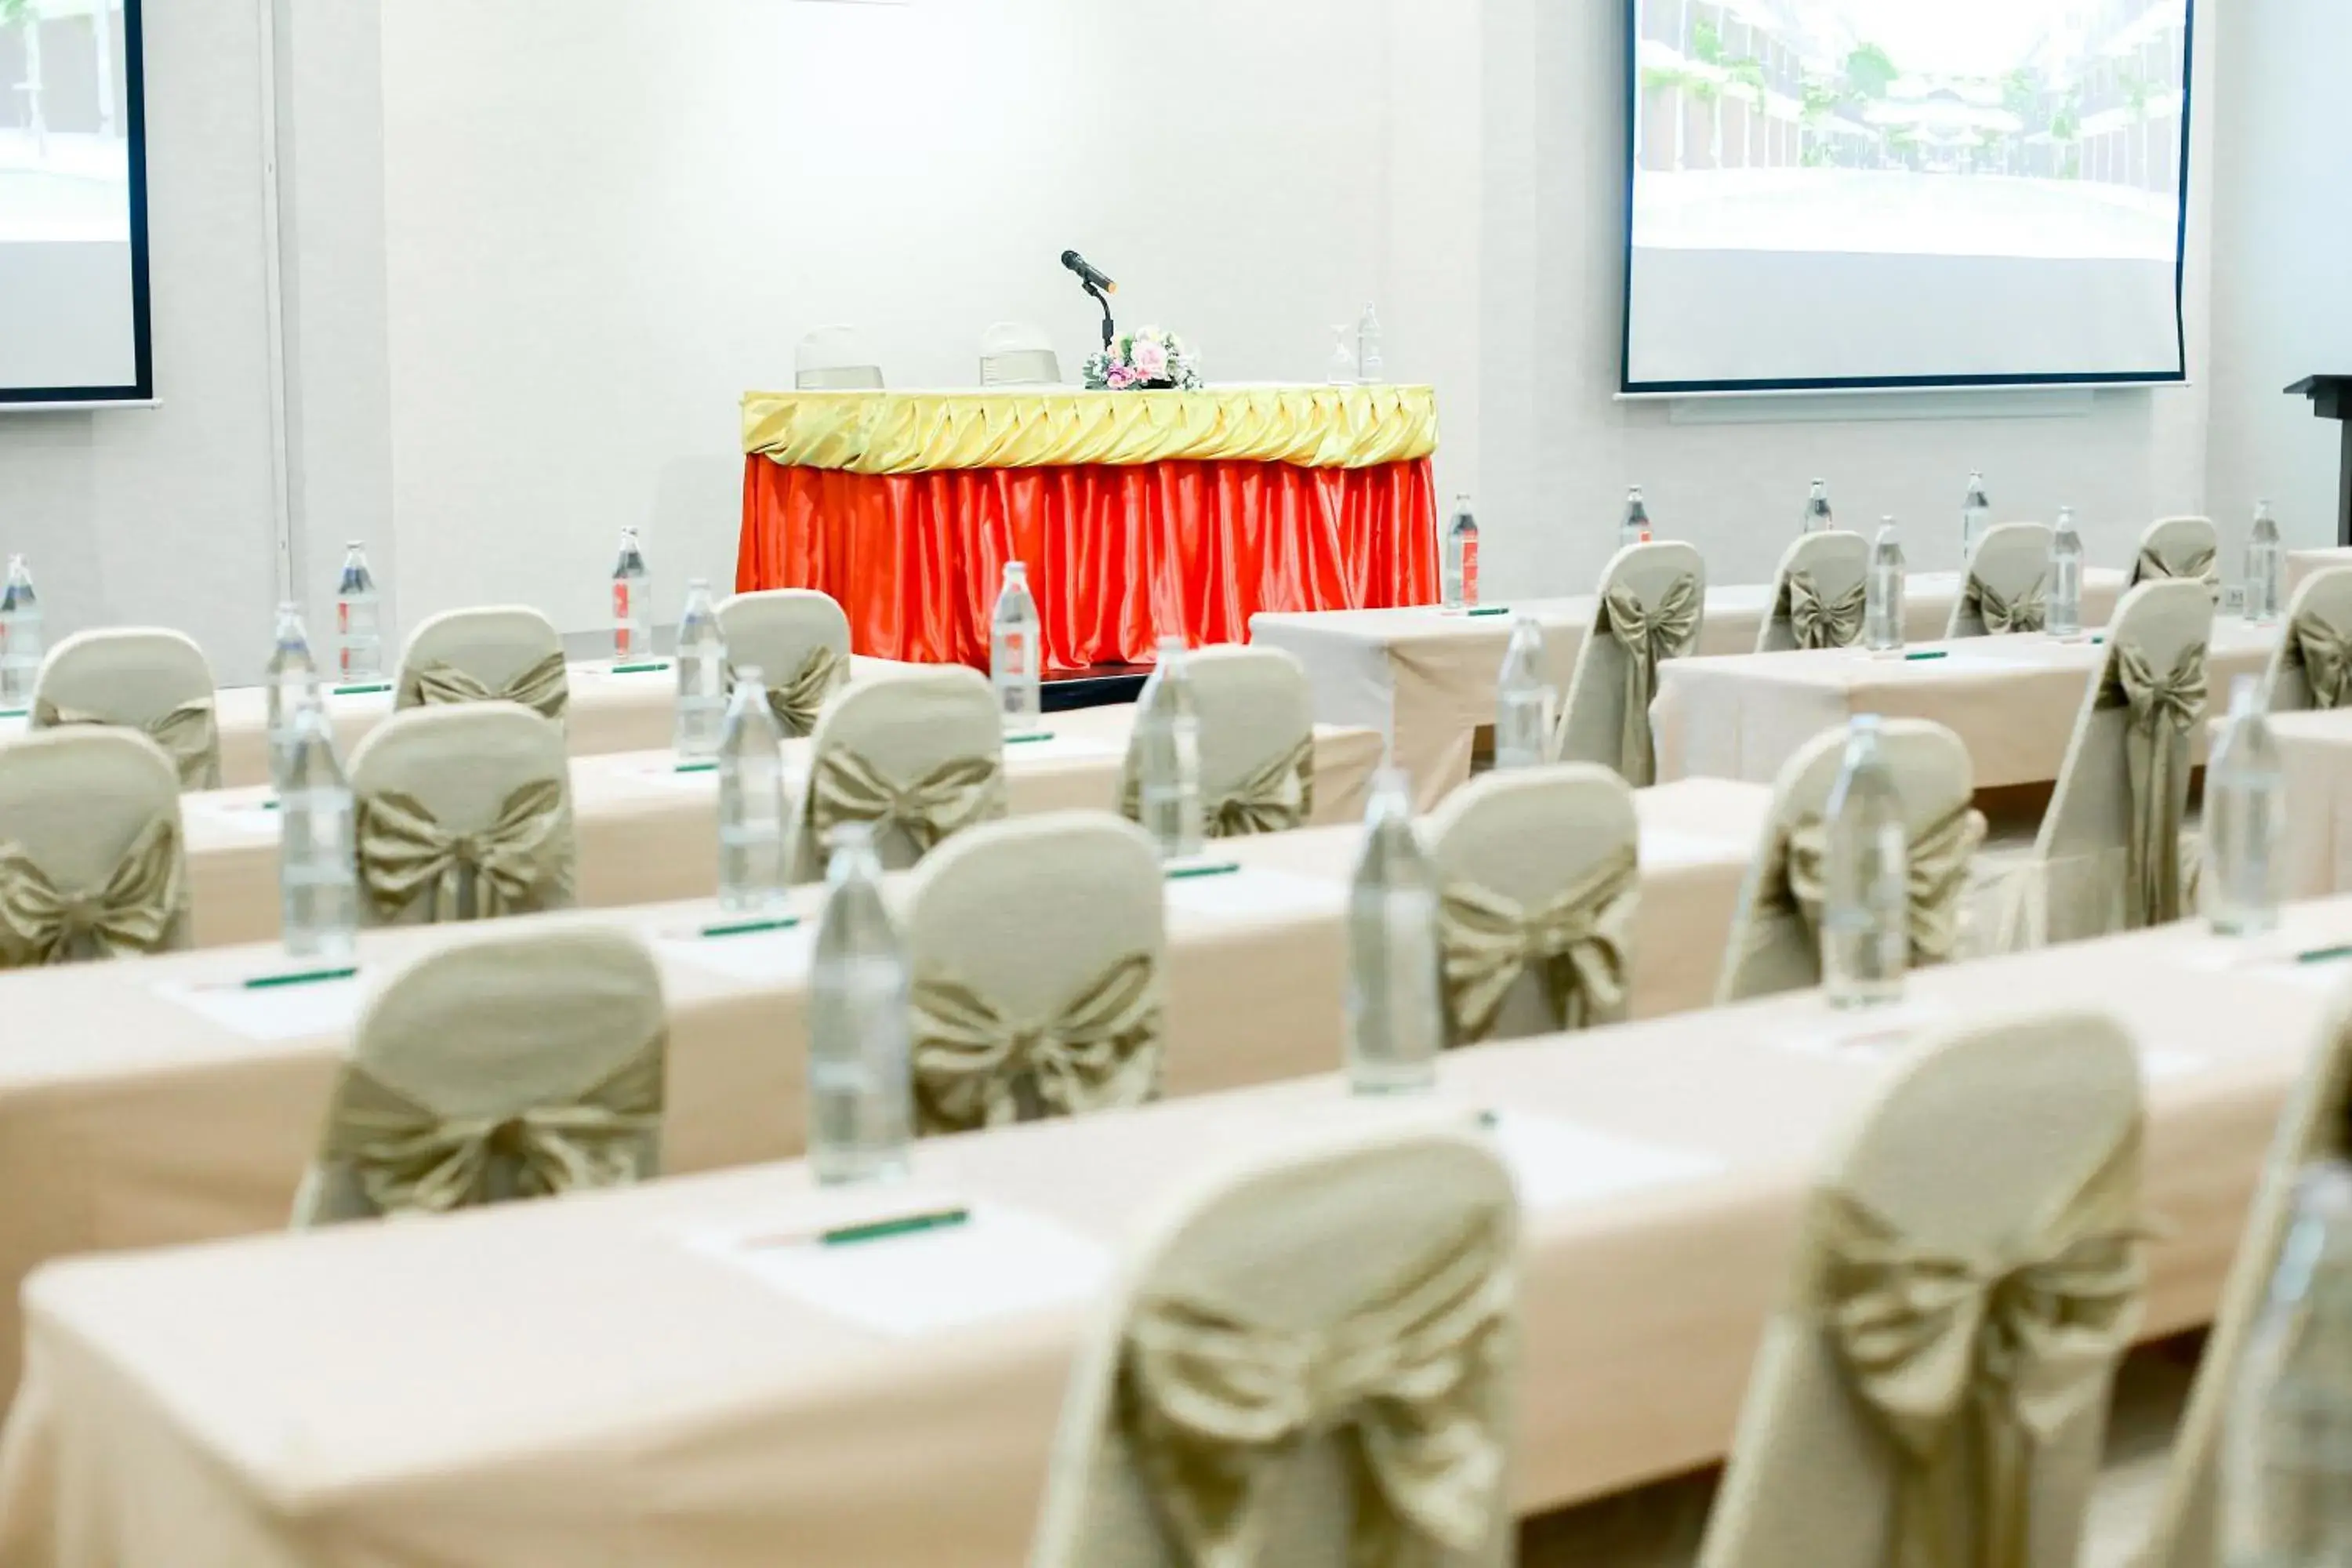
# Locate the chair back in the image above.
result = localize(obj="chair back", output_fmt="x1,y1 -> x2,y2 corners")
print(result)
1424,764 -> 1639,1044
1030,1118 -> 1522,1568
2129,514 -> 2222,592
1553,541 -> 1706,786
1121,645 -> 1316,838
716,588 -> 852,738
30,627 -> 220,790
981,321 -> 1063,387
2028,579 -> 2212,944
0,728 -> 188,967
347,702 -> 578,926
2263,564 -> 2352,713
1947,521 -> 2055,637
1758,531 -> 1868,652
292,927 -> 666,1225
1716,718 -> 1983,1004
902,811 -> 1165,1135
794,325 -> 884,391
789,665 -> 1007,881
394,605 -> 568,725
1696,1008 -> 2147,1568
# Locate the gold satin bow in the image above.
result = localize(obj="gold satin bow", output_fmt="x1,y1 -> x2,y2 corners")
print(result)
1781,803 -> 1988,967
729,644 -> 844,739
1123,1210 -> 1514,1568
2292,613 -> 2352,710
33,697 -> 220,791
403,652 -> 570,724
2105,642 -> 2207,929
1438,848 -> 1636,1045
1601,575 -> 1701,786
808,746 -> 1002,856
1966,575 -> 2048,635
2135,543 -> 2220,589
1207,736 -> 1316,837
1813,1126 -> 2150,1568
0,816 -> 183,967
356,779 -> 570,923
1788,572 -> 1866,651
322,1041 -> 664,1217
910,953 -> 1163,1134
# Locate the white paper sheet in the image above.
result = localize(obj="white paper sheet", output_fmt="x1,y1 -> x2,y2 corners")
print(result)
155,973 -> 368,1041
689,1201 -> 1112,1337
2140,1047 -> 2209,1083
183,794 -> 284,838
622,756 -> 732,793
655,924 -> 815,984
1000,734 -> 1127,764
1762,996 -> 1951,1062
1638,827 -> 1739,869
1482,1112 -> 1724,1211
1164,866 -> 1349,924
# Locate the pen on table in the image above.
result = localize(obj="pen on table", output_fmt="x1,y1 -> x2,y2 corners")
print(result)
737,1206 -> 974,1250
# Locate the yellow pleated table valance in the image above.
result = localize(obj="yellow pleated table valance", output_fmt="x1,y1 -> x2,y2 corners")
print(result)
739,384 -> 1439,474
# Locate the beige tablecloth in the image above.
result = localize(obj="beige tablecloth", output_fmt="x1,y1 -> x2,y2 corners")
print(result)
1653,616 -> 2279,789
2,895 -> 2334,1568
0,779 -> 1767,1424
2271,707 -> 2352,900
1250,569 -> 2129,808
2287,547 -> 2352,601
169,706 -> 1384,947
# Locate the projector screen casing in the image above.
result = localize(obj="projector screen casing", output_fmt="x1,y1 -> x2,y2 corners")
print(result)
1618,0 -> 2194,396
0,0 -> 151,406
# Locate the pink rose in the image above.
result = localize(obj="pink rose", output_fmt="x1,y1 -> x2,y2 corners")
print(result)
1106,364 -> 1138,390
1132,339 -> 1169,380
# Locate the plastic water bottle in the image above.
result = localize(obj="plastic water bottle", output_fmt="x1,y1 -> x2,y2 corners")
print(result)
1621,485 -> 1653,549
1133,637 -> 1204,859
808,823 -> 914,1188
263,601 -> 321,789
1802,478 -> 1834,535
1820,716 -> 1908,1009
1346,768 -> 1444,1093
990,561 -> 1043,734
673,578 -> 727,760
1962,470 -> 1990,557
1442,495 -> 1479,610
2223,1161 -> 2352,1566
333,542 -> 381,684
1494,615 -> 1551,771
2249,499 -> 2285,625
716,667 -> 789,912
2208,675 -> 2285,938
2050,506 -> 2085,638
1865,520 -> 1907,652
611,527 -> 651,660
1356,303 -> 1385,383
0,556 -> 42,706
278,705 -> 358,964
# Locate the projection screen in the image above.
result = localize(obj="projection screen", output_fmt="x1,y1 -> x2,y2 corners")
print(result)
1622,0 -> 2192,394
0,0 -> 149,405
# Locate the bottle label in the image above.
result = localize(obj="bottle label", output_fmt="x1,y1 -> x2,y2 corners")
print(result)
1461,539 -> 1479,607
337,603 -> 350,634
612,583 -> 630,621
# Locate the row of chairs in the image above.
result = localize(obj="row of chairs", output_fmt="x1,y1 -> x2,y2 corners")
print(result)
793,321 -> 1064,390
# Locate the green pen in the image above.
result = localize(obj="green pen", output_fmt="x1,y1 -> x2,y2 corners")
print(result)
1164,861 -> 1243,881
699,915 -> 800,939
673,759 -> 719,774
1004,731 -> 1057,745
820,1207 -> 971,1247
1466,605 -> 1511,618
0,707 -> 26,720
612,660 -> 671,675
2299,944 -> 2352,966
331,682 -> 394,697
242,965 -> 359,990
1904,650 -> 1949,662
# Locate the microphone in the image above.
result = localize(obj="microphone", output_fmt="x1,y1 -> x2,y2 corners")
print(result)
1061,250 -> 1117,296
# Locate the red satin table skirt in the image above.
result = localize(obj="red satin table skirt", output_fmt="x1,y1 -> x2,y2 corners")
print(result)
735,456 -> 1438,671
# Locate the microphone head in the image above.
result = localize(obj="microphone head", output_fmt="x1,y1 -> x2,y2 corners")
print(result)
1061,249 -> 1083,269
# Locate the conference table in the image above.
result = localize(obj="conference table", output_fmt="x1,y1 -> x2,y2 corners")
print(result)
1250,569 -> 2130,808
735,384 -> 1440,670
2288,546 -> 2352,599
0,779 -> 1767,1423
2273,706 -> 2352,899
2,895 -> 2332,1568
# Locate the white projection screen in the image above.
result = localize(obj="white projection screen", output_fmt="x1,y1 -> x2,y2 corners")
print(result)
0,0 -> 149,405
1622,0 -> 2192,394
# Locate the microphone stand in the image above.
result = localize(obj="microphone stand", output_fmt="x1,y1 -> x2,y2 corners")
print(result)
1083,281 -> 1116,350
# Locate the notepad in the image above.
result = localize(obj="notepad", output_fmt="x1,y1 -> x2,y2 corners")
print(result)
1637,827 -> 1738,869
1482,1112 -> 1724,1211
1163,866 -> 1348,923
996,734 -> 1124,764
1766,997 -> 1950,1061
655,922 -> 815,983
691,1200 -> 1112,1336
183,794 -> 285,837
157,972 -> 368,1040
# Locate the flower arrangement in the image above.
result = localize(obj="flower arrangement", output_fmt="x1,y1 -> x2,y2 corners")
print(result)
1083,327 -> 1203,392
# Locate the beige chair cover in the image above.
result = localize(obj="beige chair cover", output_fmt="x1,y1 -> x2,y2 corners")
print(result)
1030,1117 -> 1523,1568
794,325 -> 885,391
981,321 -> 1063,387
1424,764 -> 1639,1045
394,605 -> 569,725
347,702 -> 578,926
1116,646 -> 1316,839
1553,541 -> 1707,787
0,728 -> 188,968
28,627 -> 221,791
1759,531 -> 1869,652
2140,991 -> 2352,1568
789,665 -> 1007,882
902,812 -> 1165,1135
2261,564 -> 2352,713
291,926 -> 666,1225
1695,1007 -> 2150,1568
1997,581 -> 2212,950
1947,522 -> 2055,638
1716,719 -> 1986,1004
2128,515 -> 2222,593
716,588 -> 852,738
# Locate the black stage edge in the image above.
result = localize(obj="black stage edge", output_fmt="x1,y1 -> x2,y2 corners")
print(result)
2288,375 -> 2352,547
1044,665 -> 1149,712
